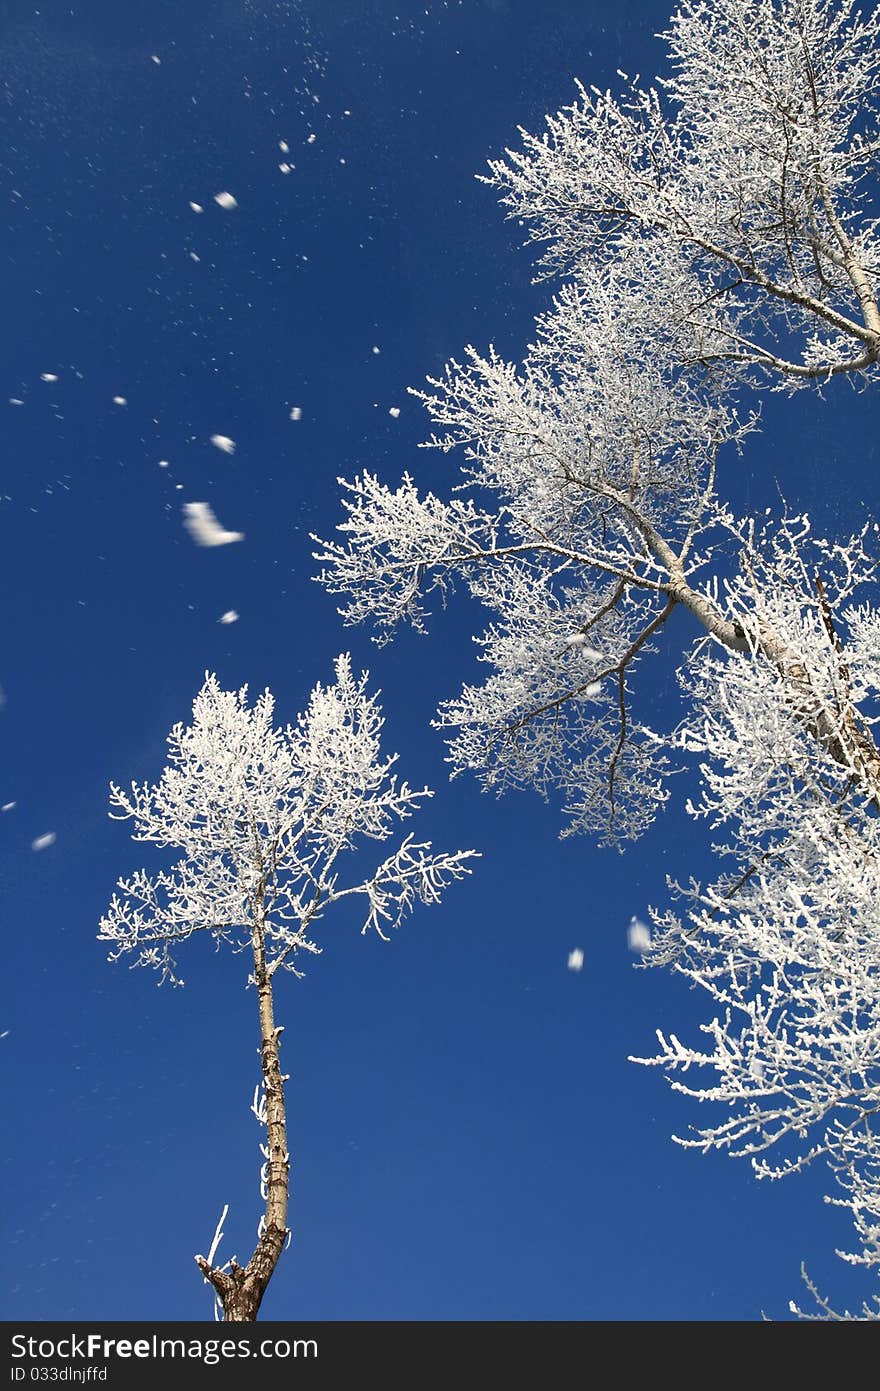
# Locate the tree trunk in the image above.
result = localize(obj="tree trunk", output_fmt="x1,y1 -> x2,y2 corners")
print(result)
196,905 -> 290,1321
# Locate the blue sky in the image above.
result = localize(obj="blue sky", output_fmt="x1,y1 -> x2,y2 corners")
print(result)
2,0 -> 878,1322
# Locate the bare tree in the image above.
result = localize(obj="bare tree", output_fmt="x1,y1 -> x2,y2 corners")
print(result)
99,658 -> 476,1321
314,0 -> 880,1316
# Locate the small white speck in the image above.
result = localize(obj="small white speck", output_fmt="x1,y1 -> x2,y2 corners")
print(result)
279,140 -> 289,153
289,406 -> 302,421
40,373 -> 59,383
189,201 -> 204,213
0,1031 -> 9,1040
210,434 -> 236,454
306,133 -> 316,144
1,802 -> 15,812
9,398 -> 23,406
189,251 -> 200,262
158,460 -> 169,468
32,832 -> 56,852
218,610 -> 239,624
214,191 -> 238,210
112,395 -> 127,406
388,407 -> 400,418
151,54 -> 161,64
371,346 -> 380,354
567,948 -> 584,972
278,162 -> 292,174
585,681 -> 602,697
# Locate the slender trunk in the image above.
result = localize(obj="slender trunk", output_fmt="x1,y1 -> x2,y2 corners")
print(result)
195,906 -> 290,1321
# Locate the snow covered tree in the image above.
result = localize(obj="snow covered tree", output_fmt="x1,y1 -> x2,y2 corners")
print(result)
99,658 -> 476,1321
314,0 -> 880,1316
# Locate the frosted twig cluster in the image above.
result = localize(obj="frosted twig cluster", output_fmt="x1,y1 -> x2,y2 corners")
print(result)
100,658 -> 476,986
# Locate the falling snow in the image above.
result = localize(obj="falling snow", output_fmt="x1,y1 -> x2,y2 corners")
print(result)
627,918 -> 651,952
182,501 -> 244,547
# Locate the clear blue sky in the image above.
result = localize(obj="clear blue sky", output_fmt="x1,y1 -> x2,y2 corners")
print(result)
2,0 -> 878,1322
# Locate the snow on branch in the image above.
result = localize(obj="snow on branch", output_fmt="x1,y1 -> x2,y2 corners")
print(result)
99,657 -> 477,984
